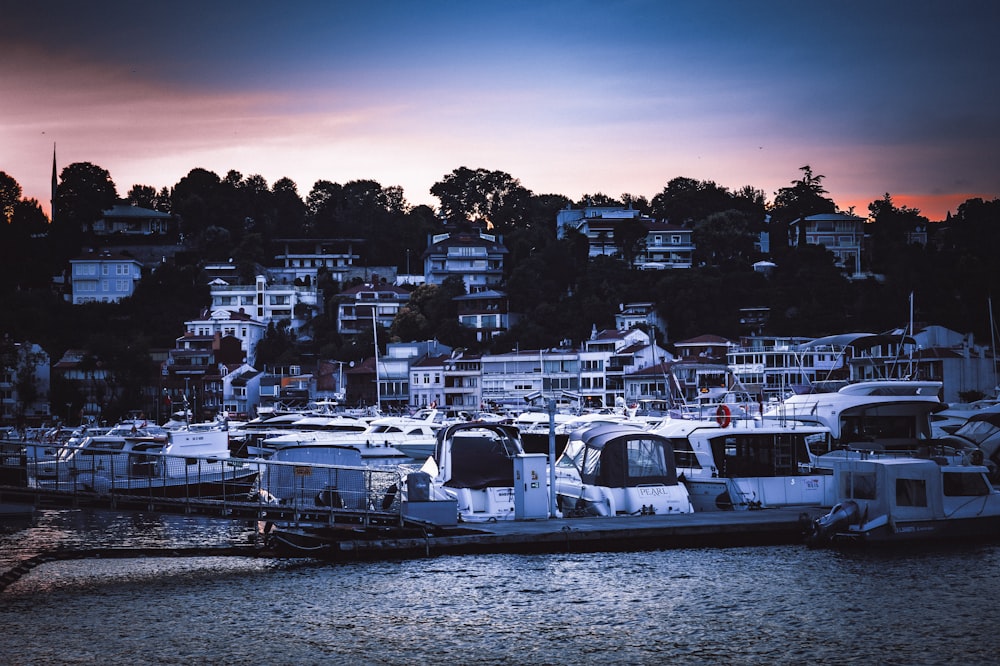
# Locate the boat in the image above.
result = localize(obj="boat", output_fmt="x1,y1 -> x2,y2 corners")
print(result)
650,417 -> 835,511
362,413 -> 444,460
30,419 -> 258,499
937,406 -> 1000,481
412,422 -> 526,523
807,455 -> 1000,546
554,423 -> 693,517
510,409 -> 576,456
761,379 -> 947,456
232,412 -> 371,458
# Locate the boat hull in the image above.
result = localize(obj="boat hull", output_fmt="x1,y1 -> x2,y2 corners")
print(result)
833,515 -> 1000,545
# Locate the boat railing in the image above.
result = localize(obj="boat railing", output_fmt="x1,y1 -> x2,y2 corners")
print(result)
2,442 -> 409,526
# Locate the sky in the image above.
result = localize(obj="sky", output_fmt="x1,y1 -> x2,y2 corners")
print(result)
3,0 -> 999,222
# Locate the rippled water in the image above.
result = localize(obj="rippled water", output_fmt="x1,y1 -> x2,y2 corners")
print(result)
2,509 -> 999,665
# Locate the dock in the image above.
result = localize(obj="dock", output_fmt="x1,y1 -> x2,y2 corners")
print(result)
266,508 -> 825,561
0,443 -> 826,565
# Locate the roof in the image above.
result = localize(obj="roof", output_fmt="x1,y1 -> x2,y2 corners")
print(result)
411,354 -> 451,368
423,232 -> 509,257
798,333 -> 916,350
789,212 -> 866,226
453,289 -> 506,301
101,204 -> 173,219
70,250 -> 142,263
675,334 -> 731,346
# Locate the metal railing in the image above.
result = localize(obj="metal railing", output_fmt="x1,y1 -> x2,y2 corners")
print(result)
0,441 -> 409,528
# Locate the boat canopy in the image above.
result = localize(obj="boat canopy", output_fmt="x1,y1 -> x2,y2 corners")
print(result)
437,423 -> 522,490
564,424 -> 677,488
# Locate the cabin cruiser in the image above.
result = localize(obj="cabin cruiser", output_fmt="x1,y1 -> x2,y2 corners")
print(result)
554,423 -> 692,517
936,406 -> 1000,481
31,419 -> 258,499
650,417 -> 835,511
761,379 -> 947,456
807,455 -> 1000,546
410,422 -> 526,523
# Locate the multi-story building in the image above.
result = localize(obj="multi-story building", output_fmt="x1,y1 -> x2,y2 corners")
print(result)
556,205 -> 694,269
409,354 -> 449,410
640,221 -> 694,269
92,203 -> 174,237
220,364 -> 262,420
162,332 -> 245,420
209,274 -> 320,335
454,289 -> 514,341
423,230 -> 507,292
0,342 -> 51,426
443,351 -> 482,409
336,280 -> 411,336
614,302 -> 667,339
69,250 -> 143,304
789,212 -> 866,277
269,238 -> 365,285
183,308 -> 266,366
52,349 -> 114,422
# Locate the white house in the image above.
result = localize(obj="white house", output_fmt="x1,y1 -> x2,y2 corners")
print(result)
184,308 -> 267,366
69,250 -> 143,304
209,274 -> 319,336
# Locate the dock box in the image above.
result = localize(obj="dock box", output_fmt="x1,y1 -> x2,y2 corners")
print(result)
402,499 -> 459,527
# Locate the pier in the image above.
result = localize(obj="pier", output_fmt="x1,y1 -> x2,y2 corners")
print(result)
0,441 -> 825,565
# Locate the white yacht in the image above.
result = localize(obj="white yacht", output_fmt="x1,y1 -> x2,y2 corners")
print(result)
555,423 -> 692,517
651,417 -> 834,511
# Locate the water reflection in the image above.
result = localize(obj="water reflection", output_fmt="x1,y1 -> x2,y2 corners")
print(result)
1,510 -> 999,665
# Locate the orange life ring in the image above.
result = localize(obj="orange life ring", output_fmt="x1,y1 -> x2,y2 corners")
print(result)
715,404 -> 732,428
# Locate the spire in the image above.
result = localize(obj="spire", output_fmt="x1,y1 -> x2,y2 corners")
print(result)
50,143 -> 57,223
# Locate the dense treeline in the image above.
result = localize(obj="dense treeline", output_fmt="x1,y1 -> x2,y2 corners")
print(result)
2,163 -> 999,387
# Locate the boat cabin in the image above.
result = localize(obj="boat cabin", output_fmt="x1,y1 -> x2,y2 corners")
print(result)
555,423 -> 692,516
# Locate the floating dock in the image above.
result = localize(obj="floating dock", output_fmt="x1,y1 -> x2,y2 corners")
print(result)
266,508 -> 826,561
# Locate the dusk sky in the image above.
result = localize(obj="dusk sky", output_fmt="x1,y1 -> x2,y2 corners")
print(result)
3,1 -> 998,221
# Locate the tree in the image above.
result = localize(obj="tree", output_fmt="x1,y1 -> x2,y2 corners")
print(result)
575,193 -> 622,208
867,193 -> 928,273
770,165 -> 837,251
171,168 -> 223,241
127,185 -> 158,209
650,177 -> 736,225
272,177 -> 307,237
692,210 -> 758,268
53,162 -> 118,262
430,167 -> 528,229
0,171 -> 22,224
613,217 -> 648,266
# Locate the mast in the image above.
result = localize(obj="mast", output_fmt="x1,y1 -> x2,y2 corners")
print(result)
50,143 -> 57,223
991,296 -> 998,393
372,308 -> 381,409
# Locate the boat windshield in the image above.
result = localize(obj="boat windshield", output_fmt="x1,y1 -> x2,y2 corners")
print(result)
951,419 -> 1000,446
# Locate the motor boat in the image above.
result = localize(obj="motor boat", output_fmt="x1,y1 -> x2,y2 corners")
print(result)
31,419 -> 258,499
807,455 -> 1000,546
554,423 -> 692,517
761,379 -> 947,455
410,422 -> 526,523
650,417 -> 835,511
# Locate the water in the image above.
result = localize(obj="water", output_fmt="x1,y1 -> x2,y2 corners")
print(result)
2,509 -> 999,665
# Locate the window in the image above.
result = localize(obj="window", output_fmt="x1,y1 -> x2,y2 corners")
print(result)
943,472 -> 990,496
895,478 -> 927,507
842,471 -> 877,500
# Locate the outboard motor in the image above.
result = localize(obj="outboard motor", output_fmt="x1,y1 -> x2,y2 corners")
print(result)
807,500 -> 861,547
